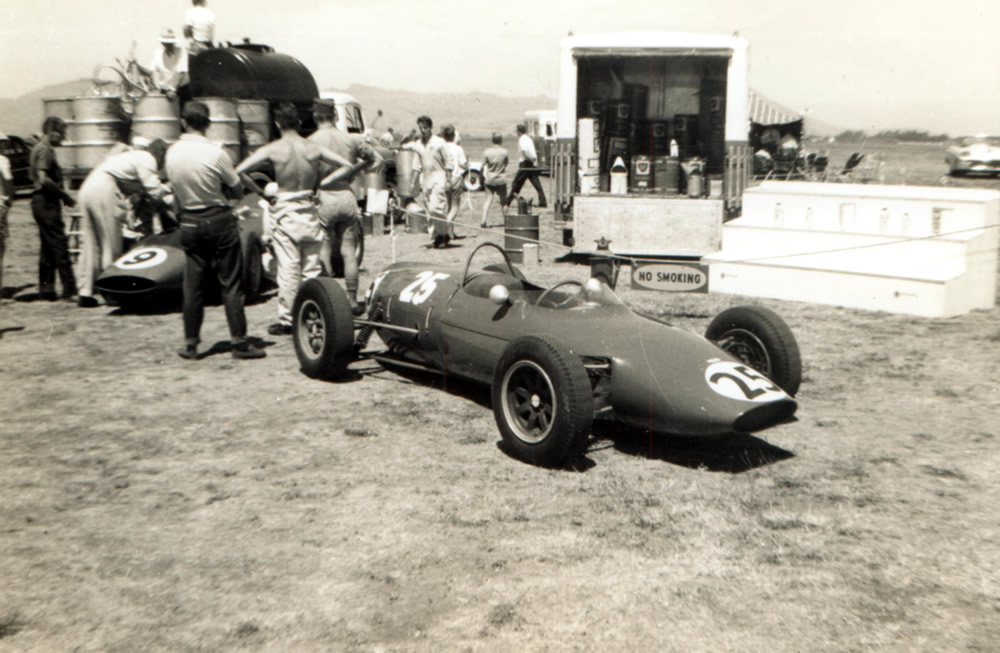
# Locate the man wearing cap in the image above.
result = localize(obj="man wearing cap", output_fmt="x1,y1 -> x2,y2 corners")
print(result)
308,99 -> 381,314
0,133 -> 13,297
184,0 -> 215,56
147,29 -> 189,98
29,116 -> 77,301
75,138 -> 170,307
166,101 -> 264,360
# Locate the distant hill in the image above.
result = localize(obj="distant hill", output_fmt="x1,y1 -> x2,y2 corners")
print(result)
0,79 -> 557,141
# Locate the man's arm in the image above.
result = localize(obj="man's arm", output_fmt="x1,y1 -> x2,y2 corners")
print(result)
234,146 -> 275,196
318,145 -> 367,189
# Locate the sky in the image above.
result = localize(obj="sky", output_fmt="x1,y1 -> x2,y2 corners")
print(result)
2,0 -> 998,135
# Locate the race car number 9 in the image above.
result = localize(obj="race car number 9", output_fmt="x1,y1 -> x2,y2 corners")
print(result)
705,360 -> 786,402
399,271 -> 450,305
115,247 -> 168,270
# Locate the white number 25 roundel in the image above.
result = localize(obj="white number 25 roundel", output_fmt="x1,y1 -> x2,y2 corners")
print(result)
115,247 -> 168,270
399,271 -> 450,305
705,360 -> 787,402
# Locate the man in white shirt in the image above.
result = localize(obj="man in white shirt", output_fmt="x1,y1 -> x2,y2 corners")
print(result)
146,29 -> 189,98
0,134 -> 13,297
507,123 -> 547,209
75,139 -> 170,307
184,0 -> 215,56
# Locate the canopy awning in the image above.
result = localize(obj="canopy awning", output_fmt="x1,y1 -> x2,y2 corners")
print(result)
748,89 -> 802,126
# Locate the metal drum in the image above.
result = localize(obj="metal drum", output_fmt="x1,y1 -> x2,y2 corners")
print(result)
236,99 -> 271,148
195,96 -> 240,143
393,148 -> 417,200
503,213 -> 539,264
131,94 -> 181,141
71,96 -> 123,121
43,97 -> 75,122
65,143 -> 116,171
65,96 -> 125,174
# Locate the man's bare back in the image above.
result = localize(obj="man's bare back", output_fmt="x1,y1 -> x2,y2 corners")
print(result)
236,131 -> 353,195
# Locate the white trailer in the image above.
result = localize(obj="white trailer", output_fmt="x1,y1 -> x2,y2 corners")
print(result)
552,32 -> 752,257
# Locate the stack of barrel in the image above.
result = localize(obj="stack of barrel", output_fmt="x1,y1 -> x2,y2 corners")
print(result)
42,94 -> 274,179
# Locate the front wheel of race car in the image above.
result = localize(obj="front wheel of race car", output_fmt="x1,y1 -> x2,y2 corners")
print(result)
705,305 -> 802,396
293,277 -> 355,380
492,336 -> 593,467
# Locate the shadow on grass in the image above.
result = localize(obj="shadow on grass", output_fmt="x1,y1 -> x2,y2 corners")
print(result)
592,420 -> 795,472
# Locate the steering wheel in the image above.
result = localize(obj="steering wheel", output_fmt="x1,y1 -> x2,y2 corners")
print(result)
535,279 -> 585,307
461,241 -> 520,288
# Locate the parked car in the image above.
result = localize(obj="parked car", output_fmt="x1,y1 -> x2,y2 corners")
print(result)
292,241 -> 801,467
0,134 -> 34,194
946,135 -> 1000,176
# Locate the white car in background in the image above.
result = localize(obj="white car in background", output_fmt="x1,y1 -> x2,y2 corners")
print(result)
946,135 -> 1000,176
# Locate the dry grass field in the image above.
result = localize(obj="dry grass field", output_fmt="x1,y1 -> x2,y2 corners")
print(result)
1,141 -> 999,652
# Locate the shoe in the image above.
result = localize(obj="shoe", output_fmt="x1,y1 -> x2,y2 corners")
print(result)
40,292 -> 58,302
78,296 -> 100,308
232,342 -> 266,359
480,222 -> 488,229
432,235 -> 445,249
177,345 -> 199,360
443,235 -> 451,247
349,300 -> 364,317
267,323 -> 293,336
537,202 -> 548,209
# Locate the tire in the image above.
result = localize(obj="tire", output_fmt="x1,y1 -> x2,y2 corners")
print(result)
464,169 -> 484,192
329,218 -> 365,278
705,305 -> 802,396
492,336 -> 593,467
241,231 -> 264,302
293,277 -> 356,380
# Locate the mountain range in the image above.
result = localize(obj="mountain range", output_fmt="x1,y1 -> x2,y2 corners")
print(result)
0,80 -> 839,141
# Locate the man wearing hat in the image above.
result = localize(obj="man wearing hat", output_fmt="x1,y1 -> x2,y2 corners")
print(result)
146,29 -> 189,99
75,138 -> 170,307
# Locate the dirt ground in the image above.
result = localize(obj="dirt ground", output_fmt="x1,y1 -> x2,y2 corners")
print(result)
1,142 -> 999,652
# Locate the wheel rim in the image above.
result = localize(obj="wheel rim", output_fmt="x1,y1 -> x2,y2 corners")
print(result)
716,328 -> 772,375
297,298 -> 326,361
501,360 -> 556,444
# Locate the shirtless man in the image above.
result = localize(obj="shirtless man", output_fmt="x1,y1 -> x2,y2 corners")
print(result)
235,103 -> 355,335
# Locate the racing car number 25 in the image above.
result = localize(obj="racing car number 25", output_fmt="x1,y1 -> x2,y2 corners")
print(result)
399,271 -> 450,305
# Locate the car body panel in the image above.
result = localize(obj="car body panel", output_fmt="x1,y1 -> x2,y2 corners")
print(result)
946,135 -> 1000,175
365,260 -> 797,437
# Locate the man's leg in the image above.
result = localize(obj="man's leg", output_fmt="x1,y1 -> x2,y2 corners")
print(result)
270,226 -> 300,328
213,225 -> 249,342
31,194 -> 58,297
481,188 -> 493,227
508,166 -> 528,205
528,171 -> 547,207
76,201 -> 99,300
180,227 -> 209,348
333,220 -> 361,312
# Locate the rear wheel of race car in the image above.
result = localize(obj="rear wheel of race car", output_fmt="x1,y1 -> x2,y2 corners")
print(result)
329,219 -> 365,278
241,231 -> 264,302
464,169 -> 484,192
492,336 -> 593,467
706,305 -> 802,396
293,277 -> 355,380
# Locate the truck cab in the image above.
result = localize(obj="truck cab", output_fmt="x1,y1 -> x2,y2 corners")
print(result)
553,32 -> 752,257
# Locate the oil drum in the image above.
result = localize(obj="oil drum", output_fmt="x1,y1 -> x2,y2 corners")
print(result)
130,94 -> 181,142
195,96 -> 241,161
504,213 -> 539,263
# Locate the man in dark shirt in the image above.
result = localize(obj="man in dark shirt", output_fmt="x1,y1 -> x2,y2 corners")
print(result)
165,101 -> 265,360
28,117 -> 77,301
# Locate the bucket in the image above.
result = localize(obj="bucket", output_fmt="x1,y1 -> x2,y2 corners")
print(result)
504,213 -> 539,263
652,156 -> 679,194
708,174 -> 723,199
405,202 -> 427,233
72,96 -> 123,121
630,155 -> 652,191
236,98 -> 271,147
43,97 -> 75,122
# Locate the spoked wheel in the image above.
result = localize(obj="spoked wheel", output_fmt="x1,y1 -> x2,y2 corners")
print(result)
492,335 -> 592,467
293,278 -> 355,380
705,305 -> 802,396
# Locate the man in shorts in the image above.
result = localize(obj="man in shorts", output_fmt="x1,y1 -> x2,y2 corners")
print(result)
480,132 -> 509,228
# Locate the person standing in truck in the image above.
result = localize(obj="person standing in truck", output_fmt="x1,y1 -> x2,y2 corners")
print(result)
184,0 -> 215,56
507,123 -> 547,209
308,99 -> 381,315
166,101 -> 264,360
28,116 -> 77,302
143,29 -> 189,100
235,103 -> 355,336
